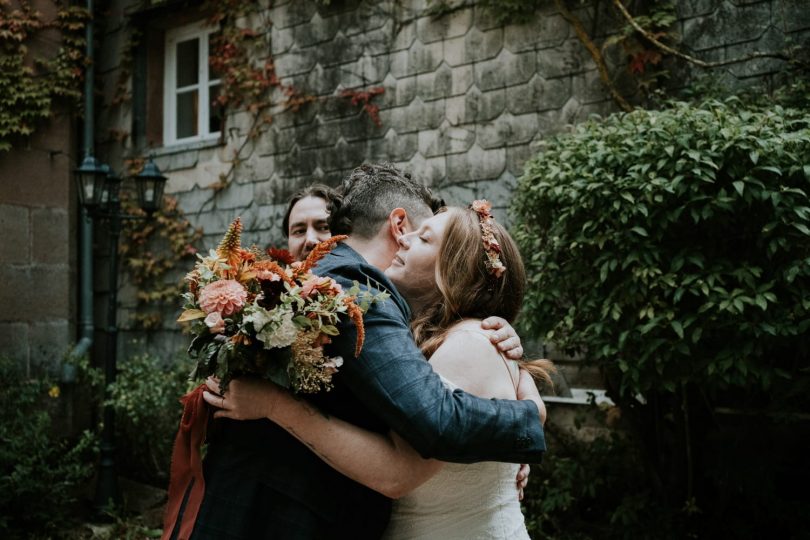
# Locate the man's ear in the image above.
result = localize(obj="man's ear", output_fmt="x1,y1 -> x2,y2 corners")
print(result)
387,207 -> 410,241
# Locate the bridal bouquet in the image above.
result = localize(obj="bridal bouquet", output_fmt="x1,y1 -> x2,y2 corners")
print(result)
177,217 -> 387,394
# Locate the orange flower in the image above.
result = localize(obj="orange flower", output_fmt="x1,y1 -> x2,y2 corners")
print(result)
295,235 -> 348,276
344,297 -> 365,358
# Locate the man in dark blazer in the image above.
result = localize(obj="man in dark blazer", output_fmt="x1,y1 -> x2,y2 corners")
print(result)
180,163 -> 547,540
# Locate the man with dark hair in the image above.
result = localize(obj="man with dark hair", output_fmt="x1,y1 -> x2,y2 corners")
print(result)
182,163 -> 544,540
328,163 -> 444,237
282,184 -> 340,261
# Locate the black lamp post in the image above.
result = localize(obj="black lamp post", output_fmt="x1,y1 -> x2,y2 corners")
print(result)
75,155 -> 167,513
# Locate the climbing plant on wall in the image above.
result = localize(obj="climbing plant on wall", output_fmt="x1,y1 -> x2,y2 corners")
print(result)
0,0 -> 89,151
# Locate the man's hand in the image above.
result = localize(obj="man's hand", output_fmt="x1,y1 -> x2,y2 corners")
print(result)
516,463 -> 530,501
202,376 -> 281,421
481,316 -> 524,360
516,368 -> 546,425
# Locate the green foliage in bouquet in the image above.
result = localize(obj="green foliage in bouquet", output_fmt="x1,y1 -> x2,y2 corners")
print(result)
0,356 -> 97,538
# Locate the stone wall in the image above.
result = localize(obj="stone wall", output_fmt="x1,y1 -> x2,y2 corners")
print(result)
0,109 -> 77,374
95,0 -> 809,360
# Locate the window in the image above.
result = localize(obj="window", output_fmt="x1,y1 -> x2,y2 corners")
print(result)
163,21 -> 222,145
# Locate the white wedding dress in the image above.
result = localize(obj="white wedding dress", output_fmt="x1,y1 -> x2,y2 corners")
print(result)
383,372 -> 531,540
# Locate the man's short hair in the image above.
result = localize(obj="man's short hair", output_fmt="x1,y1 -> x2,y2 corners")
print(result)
282,184 -> 340,238
328,163 -> 444,238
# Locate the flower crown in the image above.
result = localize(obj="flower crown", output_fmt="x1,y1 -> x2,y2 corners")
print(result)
470,200 -> 506,278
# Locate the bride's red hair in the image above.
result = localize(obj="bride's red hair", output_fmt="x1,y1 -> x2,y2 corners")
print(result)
410,207 -> 554,386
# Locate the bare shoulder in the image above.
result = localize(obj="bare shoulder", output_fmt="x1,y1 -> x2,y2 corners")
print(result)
430,321 -> 517,399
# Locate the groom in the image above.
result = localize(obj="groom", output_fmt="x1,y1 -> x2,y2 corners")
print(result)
178,163 -> 546,539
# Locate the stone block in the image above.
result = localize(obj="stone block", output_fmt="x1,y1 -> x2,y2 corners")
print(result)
444,95 -> 467,126
449,64 -> 474,96
326,114 -> 386,143
240,155 -> 277,183
465,87 -> 506,123
389,41 -> 444,78
337,1 -> 390,38
404,154 -> 446,186
505,12 -> 569,52
418,123 -> 475,157
32,208 -> 70,265
476,49 -> 536,92
446,145 -> 506,182
31,265 -> 72,321
0,132 -> 72,209
436,181 -> 478,207
416,7 -> 473,43
479,172 -> 517,209
506,74 -> 571,114
357,21 -> 396,56
378,97 -> 446,133
416,63 -> 453,101
682,1 -> 771,51
391,20 -> 417,51
275,46 -> 318,76
572,69 -> 609,104
473,3 -> 504,32
368,130 -> 419,162
537,38 -> 591,79
0,204 -> 29,264
29,320 -> 70,374
781,0 -> 810,32
256,125 -> 299,156
293,11 -> 340,48
676,0 -> 719,19
464,27 -> 504,63
477,112 -> 540,150
379,73 -> 417,109
319,138 -> 374,173
443,35 -> 468,67
269,1 -> 318,29
277,143 -> 321,178
726,26 -> 794,79
215,180 -> 256,210
0,322 -> 29,369
506,143 -> 536,177
271,24 -> 295,56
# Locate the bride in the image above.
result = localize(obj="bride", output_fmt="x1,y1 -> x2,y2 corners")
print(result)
204,201 -> 552,539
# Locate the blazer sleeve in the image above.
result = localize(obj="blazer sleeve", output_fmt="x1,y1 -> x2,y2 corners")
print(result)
333,284 -> 546,464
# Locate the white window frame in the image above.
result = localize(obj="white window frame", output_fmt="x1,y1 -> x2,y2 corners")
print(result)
163,21 -> 221,146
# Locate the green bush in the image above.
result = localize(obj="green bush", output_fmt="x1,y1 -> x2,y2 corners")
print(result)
107,350 -> 190,485
0,356 -> 97,538
523,416 -> 678,540
513,99 -> 810,536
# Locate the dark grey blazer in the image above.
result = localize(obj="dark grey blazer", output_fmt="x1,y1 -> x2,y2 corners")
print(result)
183,242 -> 545,540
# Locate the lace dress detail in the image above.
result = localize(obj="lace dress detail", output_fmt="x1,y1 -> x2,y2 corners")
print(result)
383,373 -> 531,540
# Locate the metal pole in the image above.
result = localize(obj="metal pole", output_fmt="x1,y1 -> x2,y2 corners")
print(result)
93,192 -> 122,512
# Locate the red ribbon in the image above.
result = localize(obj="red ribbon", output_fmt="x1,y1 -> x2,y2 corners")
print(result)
162,384 -> 210,540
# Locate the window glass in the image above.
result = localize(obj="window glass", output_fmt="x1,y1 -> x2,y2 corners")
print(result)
176,38 -> 199,88
177,90 -> 198,139
209,83 -> 223,134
